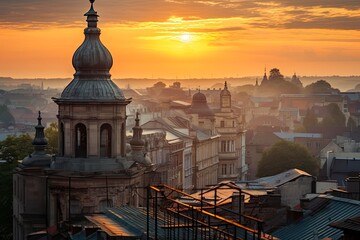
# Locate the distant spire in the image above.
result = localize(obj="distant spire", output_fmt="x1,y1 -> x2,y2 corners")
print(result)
261,66 -> 268,84
224,81 -> 228,90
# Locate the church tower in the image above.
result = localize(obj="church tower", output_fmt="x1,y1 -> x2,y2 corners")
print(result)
220,81 -> 231,112
14,2 -> 150,238
261,67 -> 268,85
53,0 -> 130,162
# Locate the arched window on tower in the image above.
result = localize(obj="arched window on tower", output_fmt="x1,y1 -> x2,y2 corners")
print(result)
100,124 -> 112,158
75,123 -> 87,158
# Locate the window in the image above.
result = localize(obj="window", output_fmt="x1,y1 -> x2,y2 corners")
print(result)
220,120 -> 225,127
75,123 -> 87,158
100,124 -> 112,158
221,141 -> 226,152
221,164 -> 227,175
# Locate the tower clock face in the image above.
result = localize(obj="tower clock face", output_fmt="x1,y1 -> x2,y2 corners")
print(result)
222,97 -> 230,107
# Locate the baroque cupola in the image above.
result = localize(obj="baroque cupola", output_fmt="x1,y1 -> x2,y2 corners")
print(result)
59,0 -> 124,101
53,0 -> 131,165
188,90 -> 214,117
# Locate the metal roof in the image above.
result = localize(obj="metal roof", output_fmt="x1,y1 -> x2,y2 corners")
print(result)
256,168 -> 312,188
273,195 -> 360,240
274,132 -> 322,142
330,216 -> 360,232
86,206 -> 167,239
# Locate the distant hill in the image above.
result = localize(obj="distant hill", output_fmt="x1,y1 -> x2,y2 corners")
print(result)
1,76 -> 359,92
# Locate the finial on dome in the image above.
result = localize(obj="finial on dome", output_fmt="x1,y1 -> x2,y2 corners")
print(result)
224,81 -> 228,90
85,0 -> 98,28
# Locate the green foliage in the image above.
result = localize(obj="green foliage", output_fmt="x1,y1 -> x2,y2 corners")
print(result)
320,103 -> 346,128
45,122 -> 58,154
304,80 -> 339,94
0,105 -> 15,127
269,68 -> 285,81
0,161 -> 16,239
303,108 -> 318,131
0,134 -> 33,162
257,141 -> 319,177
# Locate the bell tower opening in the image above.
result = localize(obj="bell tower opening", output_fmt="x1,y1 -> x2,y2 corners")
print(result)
100,124 -> 112,158
75,123 -> 87,158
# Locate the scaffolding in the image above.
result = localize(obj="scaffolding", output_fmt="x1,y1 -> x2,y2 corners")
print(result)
145,184 -> 276,240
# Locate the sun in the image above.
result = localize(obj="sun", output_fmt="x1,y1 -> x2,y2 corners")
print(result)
179,33 -> 192,43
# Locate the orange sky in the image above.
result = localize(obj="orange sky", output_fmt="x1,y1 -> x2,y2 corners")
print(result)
2,0 -> 360,79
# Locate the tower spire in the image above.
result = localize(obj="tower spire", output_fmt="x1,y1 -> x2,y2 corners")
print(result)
85,0 -> 98,28
33,111 -> 48,148
22,111 -> 51,167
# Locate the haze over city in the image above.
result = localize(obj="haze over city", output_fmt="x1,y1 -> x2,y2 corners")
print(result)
2,0 -> 360,79
4,1 -> 360,240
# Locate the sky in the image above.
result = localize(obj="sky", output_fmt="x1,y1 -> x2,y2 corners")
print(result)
1,0 -> 360,79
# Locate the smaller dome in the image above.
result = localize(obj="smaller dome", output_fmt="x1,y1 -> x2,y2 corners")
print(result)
188,91 -> 214,117
193,92 -> 207,103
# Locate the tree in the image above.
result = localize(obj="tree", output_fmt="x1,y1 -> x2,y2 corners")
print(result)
45,122 -> 58,154
0,134 -> 33,162
0,161 -> 16,239
320,103 -> 346,128
303,108 -> 318,131
0,134 -> 33,239
269,68 -> 284,81
257,141 -> 319,177
304,80 -> 339,94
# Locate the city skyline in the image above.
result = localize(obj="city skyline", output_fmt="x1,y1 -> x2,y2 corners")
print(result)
2,0 -> 360,79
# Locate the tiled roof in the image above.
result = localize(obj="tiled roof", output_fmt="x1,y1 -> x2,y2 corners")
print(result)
273,195 -> 360,240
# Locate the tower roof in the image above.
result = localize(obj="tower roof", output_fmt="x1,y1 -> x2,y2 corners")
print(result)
57,0 -> 125,102
220,81 -> 231,96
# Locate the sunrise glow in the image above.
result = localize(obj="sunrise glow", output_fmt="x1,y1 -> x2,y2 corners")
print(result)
1,1 -> 360,79
179,33 -> 192,43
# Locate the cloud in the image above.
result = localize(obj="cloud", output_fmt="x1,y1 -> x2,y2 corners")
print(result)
0,0 -> 360,31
